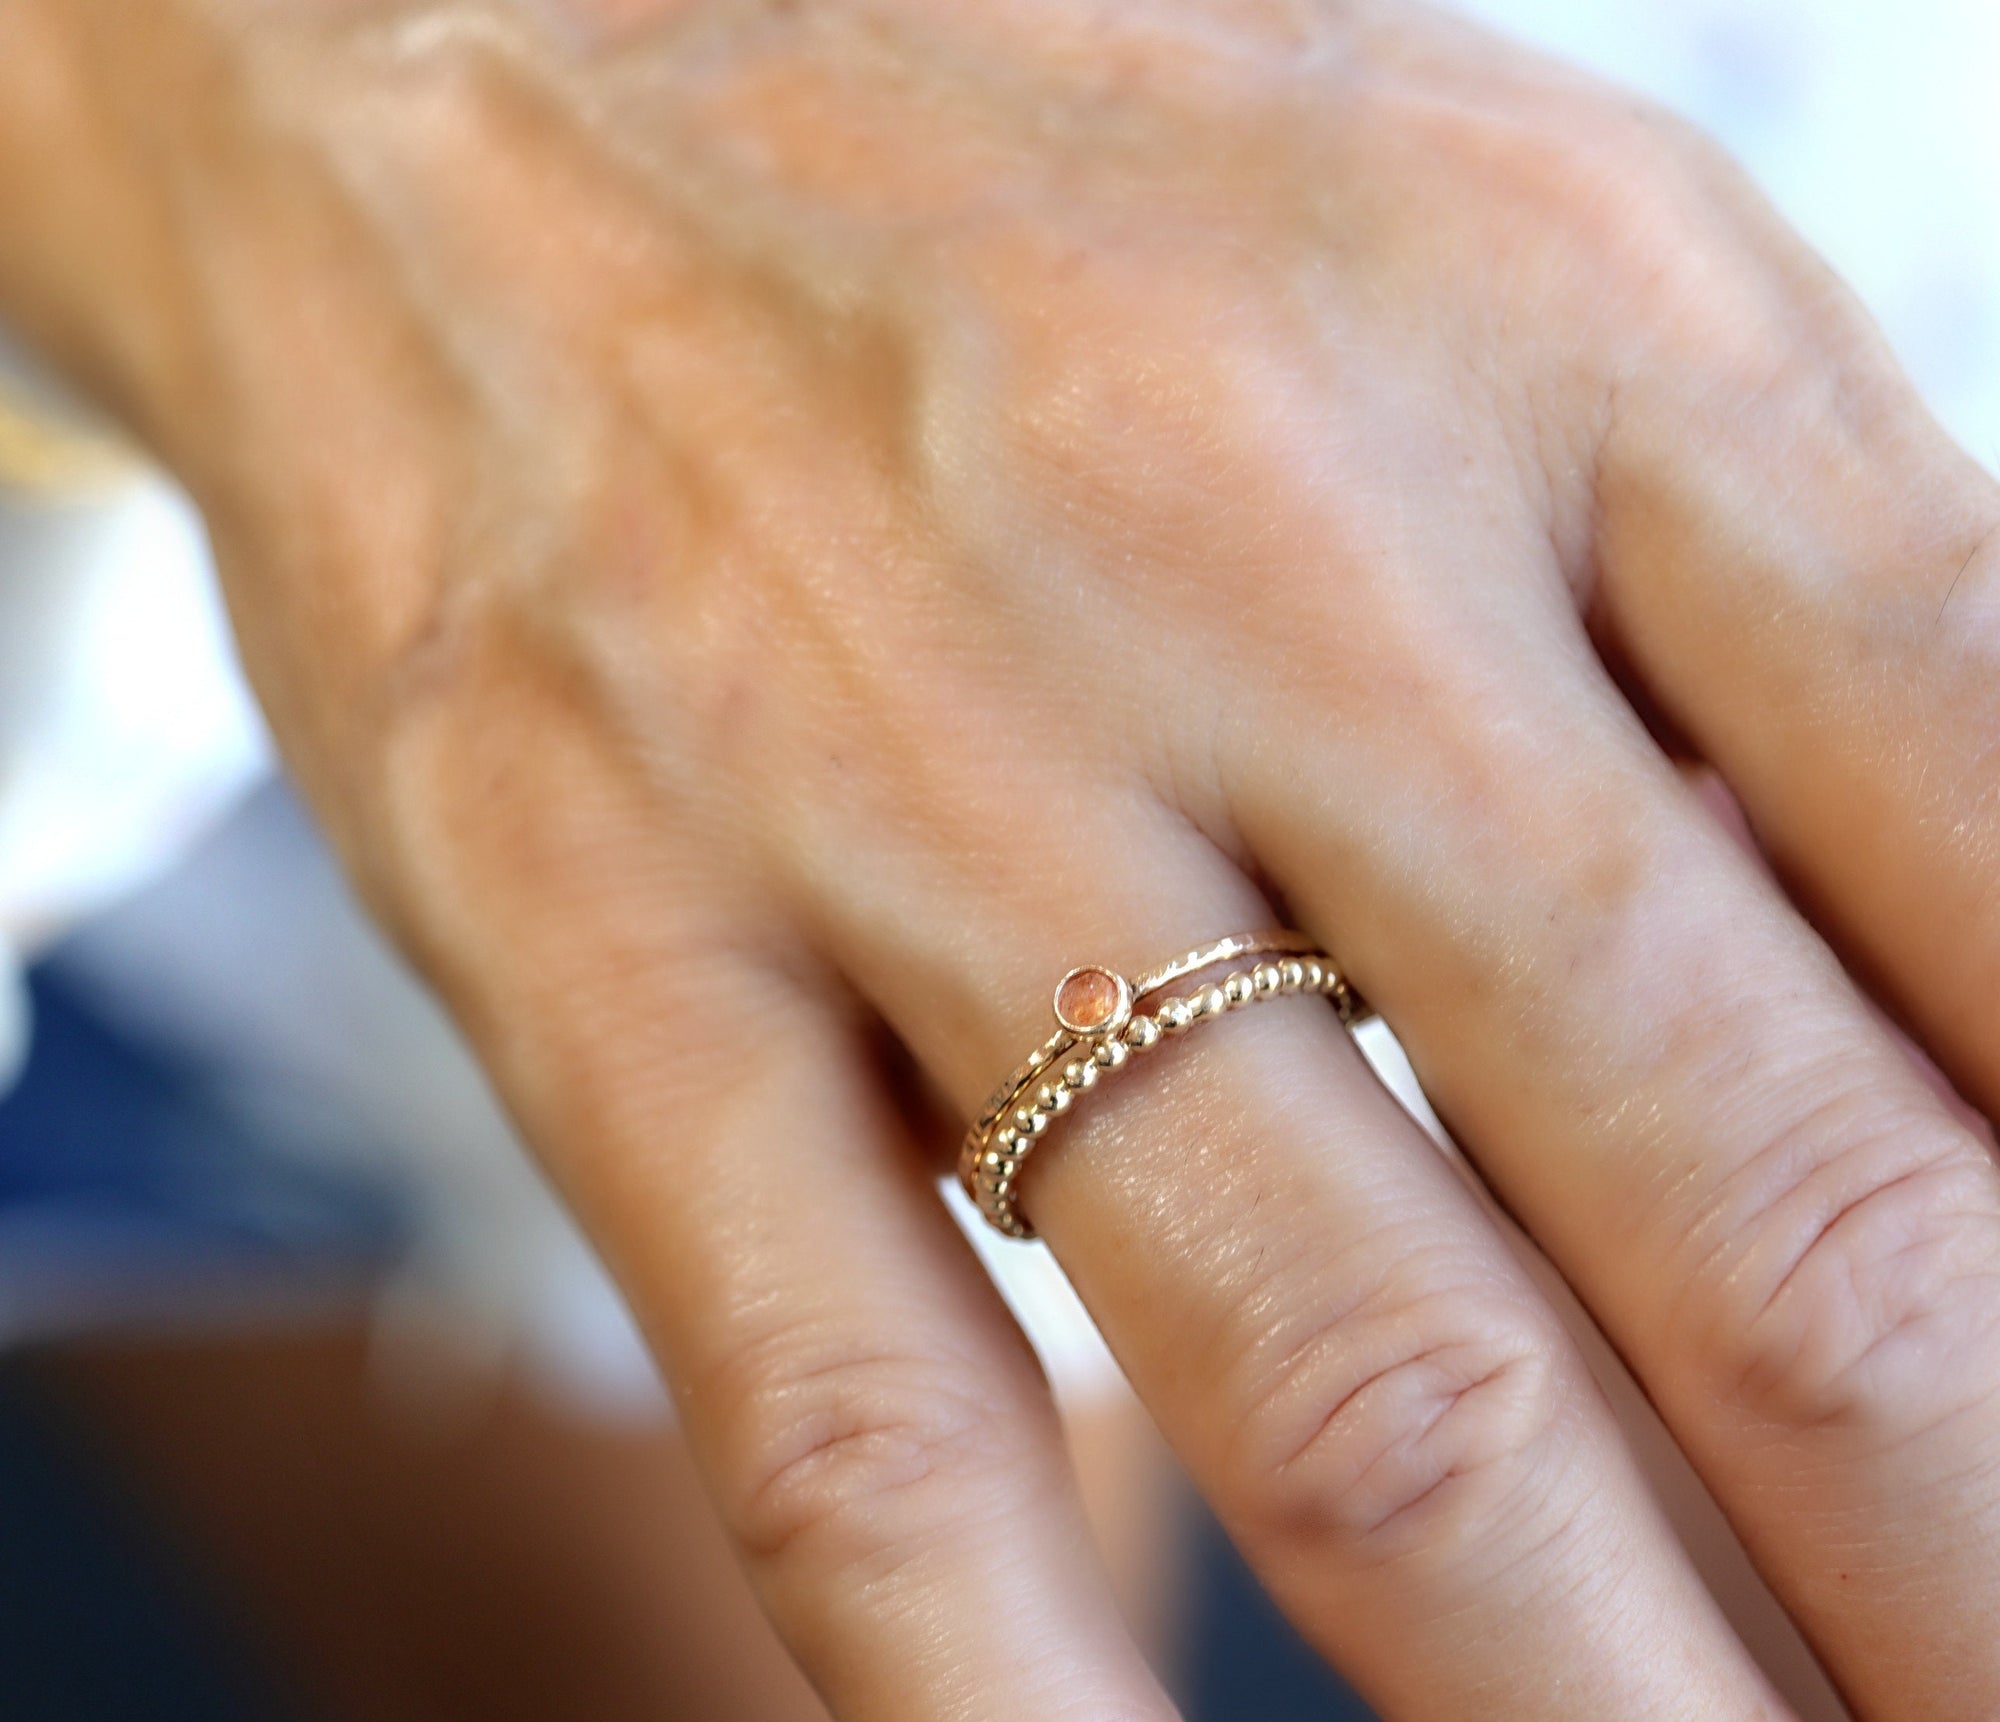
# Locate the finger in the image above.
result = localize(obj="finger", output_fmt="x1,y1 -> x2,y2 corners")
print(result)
815,779 -> 1789,1720
1244,573 -> 2000,1720
378,710 -> 1178,1722
1588,302 -> 2000,1116
522,960 -> 1181,1722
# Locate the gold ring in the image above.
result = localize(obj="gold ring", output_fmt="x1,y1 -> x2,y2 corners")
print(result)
959,930 -> 1372,1239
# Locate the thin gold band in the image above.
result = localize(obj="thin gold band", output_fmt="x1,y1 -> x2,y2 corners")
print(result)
959,930 -> 1372,1239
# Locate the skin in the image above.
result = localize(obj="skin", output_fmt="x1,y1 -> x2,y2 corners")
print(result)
3,0 -> 1999,1715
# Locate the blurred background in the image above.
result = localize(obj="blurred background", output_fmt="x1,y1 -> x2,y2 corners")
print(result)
1,1 -> 1993,1717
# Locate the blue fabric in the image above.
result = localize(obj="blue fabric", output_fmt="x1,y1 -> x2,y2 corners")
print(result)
1179,1502 -> 1378,1720
0,967 -> 409,1345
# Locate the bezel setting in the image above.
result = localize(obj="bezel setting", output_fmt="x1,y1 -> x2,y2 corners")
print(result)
1052,965 -> 1133,1037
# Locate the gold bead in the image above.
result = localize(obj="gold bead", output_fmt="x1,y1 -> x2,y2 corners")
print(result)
1194,983 -> 1228,1018
1224,971 -> 1254,1006
1252,963 -> 1283,996
1302,959 -> 1324,990
1063,1058 -> 1097,1089
1123,1016 -> 1162,1050
1280,959 -> 1305,992
1157,998 -> 1195,1034
1096,1036 -> 1130,1067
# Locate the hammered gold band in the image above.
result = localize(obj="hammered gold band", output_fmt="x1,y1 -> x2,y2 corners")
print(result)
959,930 -> 1373,1239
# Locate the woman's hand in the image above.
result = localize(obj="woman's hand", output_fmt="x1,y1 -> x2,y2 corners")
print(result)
6,1 -> 1999,1716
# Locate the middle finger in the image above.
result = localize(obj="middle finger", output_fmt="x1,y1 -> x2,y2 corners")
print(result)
1244,556 -> 2000,1720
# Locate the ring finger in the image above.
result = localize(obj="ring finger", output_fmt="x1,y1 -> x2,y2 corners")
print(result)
813,775 -> 1788,1720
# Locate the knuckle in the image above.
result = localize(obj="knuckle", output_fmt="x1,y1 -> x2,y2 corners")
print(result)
1364,74 -> 1730,300
356,517 -> 719,954
358,575 -> 585,921
1681,1087 -> 2000,1435
718,1341 -> 1022,1586
1560,109 -> 1884,408
976,250 -> 1311,586
1360,69 -> 1843,398
336,576 -> 513,937
1557,129 -> 1771,356
1222,1275 -> 1569,1560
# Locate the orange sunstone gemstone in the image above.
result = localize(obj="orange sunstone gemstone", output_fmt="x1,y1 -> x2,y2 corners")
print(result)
1054,967 -> 1122,1032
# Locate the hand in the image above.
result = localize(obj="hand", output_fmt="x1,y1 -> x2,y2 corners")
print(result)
6,1 -> 1998,1716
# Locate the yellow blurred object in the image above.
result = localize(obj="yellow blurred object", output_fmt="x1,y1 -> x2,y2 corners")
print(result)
0,374 -> 131,498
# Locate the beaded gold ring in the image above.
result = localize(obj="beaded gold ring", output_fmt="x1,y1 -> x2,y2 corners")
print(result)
958,930 -> 1372,1239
